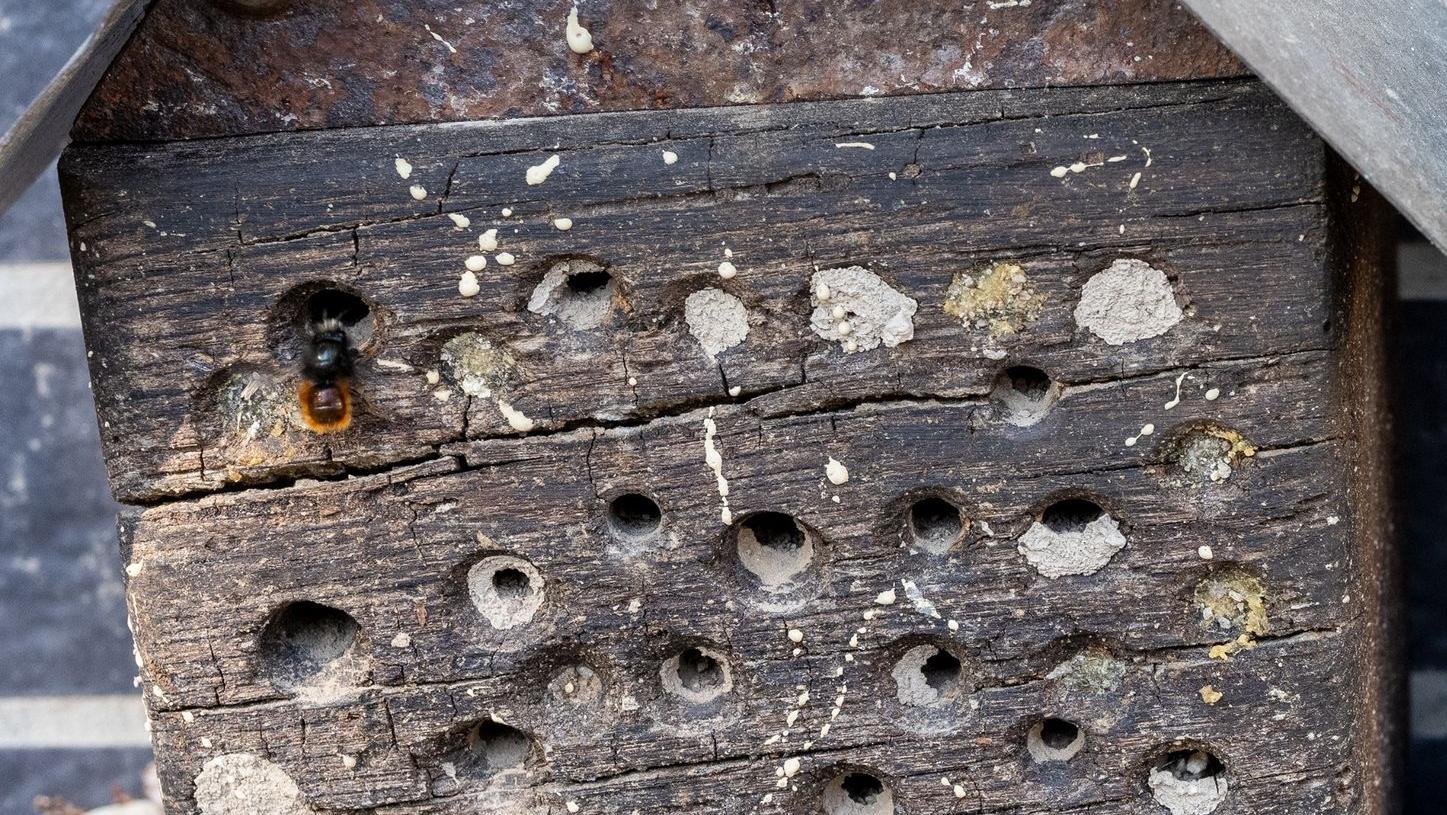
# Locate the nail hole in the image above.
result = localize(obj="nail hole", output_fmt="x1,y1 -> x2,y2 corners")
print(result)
608,492 -> 662,539
661,646 -> 733,704
824,771 -> 895,815
259,601 -> 366,691
892,644 -> 965,707
467,556 -> 544,630
991,365 -> 1060,426
735,511 -> 815,590
464,719 -> 533,775
908,496 -> 965,554
1148,749 -> 1229,815
527,259 -> 617,330
1026,718 -> 1085,762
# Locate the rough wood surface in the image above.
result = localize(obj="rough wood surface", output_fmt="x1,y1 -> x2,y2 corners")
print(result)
71,0 -> 1244,142
62,79 -> 1392,814
61,80 -> 1329,504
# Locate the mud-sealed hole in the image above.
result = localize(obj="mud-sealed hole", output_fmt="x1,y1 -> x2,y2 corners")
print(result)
908,496 -> 965,554
1027,718 -> 1085,762
991,365 -> 1060,426
1018,497 -> 1126,579
608,492 -> 662,539
823,771 -> 895,815
258,601 -> 366,692
661,646 -> 733,704
466,556 -> 545,630
527,258 -> 618,330
548,664 -> 606,708
734,511 -> 817,592
1147,748 -> 1229,815
1163,423 -> 1257,485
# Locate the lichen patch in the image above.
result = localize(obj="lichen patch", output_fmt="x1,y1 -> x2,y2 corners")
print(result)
809,266 -> 917,353
1046,648 -> 1126,694
684,288 -> 750,359
1074,258 -> 1183,345
942,262 -> 1044,336
441,333 -> 517,399
194,754 -> 314,815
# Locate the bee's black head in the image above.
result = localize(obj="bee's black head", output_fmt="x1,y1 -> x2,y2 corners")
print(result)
304,319 -> 353,380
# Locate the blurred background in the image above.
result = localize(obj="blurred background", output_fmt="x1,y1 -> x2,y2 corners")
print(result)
2,1 -> 1446,813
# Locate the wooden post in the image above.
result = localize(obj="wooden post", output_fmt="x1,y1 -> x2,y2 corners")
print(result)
59,2 -> 1397,813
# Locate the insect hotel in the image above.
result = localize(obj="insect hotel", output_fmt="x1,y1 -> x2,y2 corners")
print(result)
49,0 -> 1398,813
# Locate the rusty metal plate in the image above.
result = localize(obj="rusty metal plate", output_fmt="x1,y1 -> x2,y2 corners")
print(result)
73,0 -> 1244,142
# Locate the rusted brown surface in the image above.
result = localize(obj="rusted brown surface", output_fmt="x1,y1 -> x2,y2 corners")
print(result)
73,0 -> 1244,142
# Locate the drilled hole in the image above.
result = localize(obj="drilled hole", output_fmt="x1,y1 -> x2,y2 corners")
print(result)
1148,749 -> 1229,814
305,288 -> 373,347
908,496 -> 964,554
259,601 -> 363,689
735,511 -> 814,589
991,365 -> 1059,426
466,719 -> 532,774
921,650 -> 962,692
491,568 -> 530,600
1040,498 -> 1104,534
608,493 -> 662,538
528,259 -> 616,329
892,644 -> 965,707
824,771 -> 895,815
661,646 -> 733,704
1027,718 -> 1085,763
467,556 -> 544,630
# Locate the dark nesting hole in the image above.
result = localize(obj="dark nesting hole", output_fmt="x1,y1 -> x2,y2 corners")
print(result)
306,288 -> 370,331
991,365 -> 1059,426
824,770 -> 895,814
467,719 -> 532,773
608,493 -> 662,538
745,511 -> 805,552
908,496 -> 963,553
1041,498 -> 1104,534
566,269 -> 612,296
1039,718 -> 1080,750
841,773 -> 885,805
1156,749 -> 1226,782
676,647 -> 725,693
1004,366 -> 1051,400
259,601 -> 360,687
921,649 -> 963,692
491,568 -> 531,600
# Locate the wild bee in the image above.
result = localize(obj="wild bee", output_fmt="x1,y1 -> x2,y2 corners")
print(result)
297,317 -> 353,433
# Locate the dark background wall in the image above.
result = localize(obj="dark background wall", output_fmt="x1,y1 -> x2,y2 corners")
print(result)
0,2 -> 1443,813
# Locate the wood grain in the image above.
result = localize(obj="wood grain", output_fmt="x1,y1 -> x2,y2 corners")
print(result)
62,78 -> 1392,814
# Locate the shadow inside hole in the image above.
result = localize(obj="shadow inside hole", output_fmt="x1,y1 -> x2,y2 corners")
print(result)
992,365 -> 1059,426
1027,718 -> 1085,763
492,567 -> 531,600
270,283 -> 377,362
1156,749 -> 1226,782
528,259 -> 617,330
824,771 -> 895,815
567,269 -> 611,296
258,601 -> 361,688
735,511 -> 815,590
921,650 -> 962,692
908,496 -> 964,553
661,646 -> 733,704
608,493 -> 662,538
443,719 -> 535,780
1040,498 -> 1104,534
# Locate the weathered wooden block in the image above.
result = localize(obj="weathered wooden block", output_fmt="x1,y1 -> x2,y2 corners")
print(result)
62,67 -> 1393,815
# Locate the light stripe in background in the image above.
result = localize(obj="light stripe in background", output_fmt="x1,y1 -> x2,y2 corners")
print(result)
1400,242 -> 1447,301
0,261 -> 81,328
0,694 -> 150,748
